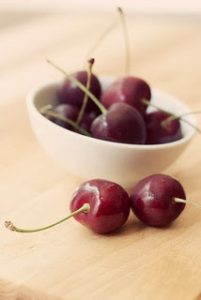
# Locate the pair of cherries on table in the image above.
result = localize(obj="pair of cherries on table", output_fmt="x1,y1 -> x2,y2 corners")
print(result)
45,60 -> 182,146
5,174 -> 187,234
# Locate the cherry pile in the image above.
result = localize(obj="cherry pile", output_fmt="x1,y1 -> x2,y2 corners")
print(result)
5,174 -> 190,234
42,67 -> 185,145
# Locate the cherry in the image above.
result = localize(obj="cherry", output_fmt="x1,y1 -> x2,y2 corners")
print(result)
145,111 -> 183,144
42,59 -> 100,135
5,179 -> 130,234
102,7 -> 149,114
91,103 -> 146,144
101,76 -> 151,117
47,59 -> 107,116
70,179 -> 130,234
130,174 -> 186,227
57,71 -> 101,113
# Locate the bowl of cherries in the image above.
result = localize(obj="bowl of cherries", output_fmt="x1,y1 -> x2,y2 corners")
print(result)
26,59 -> 197,187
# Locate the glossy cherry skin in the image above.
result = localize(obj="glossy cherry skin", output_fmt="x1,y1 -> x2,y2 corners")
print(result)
145,111 -> 183,144
130,174 -> 186,227
91,103 -> 146,144
101,76 -> 151,117
70,179 -> 130,234
57,71 -> 102,113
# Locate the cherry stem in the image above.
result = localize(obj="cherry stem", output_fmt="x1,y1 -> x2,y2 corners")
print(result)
142,99 -> 201,134
40,105 -> 91,136
117,7 -> 130,75
5,203 -> 90,233
85,21 -> 117,61
174,198 -> 201,209
47,59 -> 107,115
76,58 -> 94,125
162,110 -> 201,127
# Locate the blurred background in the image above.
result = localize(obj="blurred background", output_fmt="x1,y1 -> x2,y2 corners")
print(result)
1,0 -> 201,14
0,0 -> 201,103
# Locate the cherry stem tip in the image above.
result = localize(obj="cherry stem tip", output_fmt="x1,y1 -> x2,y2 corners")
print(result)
174,198 -> 201,209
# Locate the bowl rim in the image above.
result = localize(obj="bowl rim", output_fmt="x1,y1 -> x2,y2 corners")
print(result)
26,78 -> 197,150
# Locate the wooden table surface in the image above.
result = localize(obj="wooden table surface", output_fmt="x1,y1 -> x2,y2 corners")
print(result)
1,12 -> 201,300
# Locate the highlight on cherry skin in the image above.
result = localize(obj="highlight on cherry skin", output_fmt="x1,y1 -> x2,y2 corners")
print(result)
130,174 -> 187,227
101,76 -> 151,117
5,179 -> 131,235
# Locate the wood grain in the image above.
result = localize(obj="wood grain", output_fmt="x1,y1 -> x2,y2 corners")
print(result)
0,13 -> 201,300
0,278 -> 61,300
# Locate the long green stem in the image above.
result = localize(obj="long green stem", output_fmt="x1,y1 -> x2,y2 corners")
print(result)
85,21 -> 117,61
174,198 -> 201,209
142,99 -> 172,115
162,110 -> 201,126
142,99 -> 201,133
5,203 -> 90,233
117,7 -> 130,75
47,59 -> 107,115
76,58 -> 94,125
40,105 -> 91,136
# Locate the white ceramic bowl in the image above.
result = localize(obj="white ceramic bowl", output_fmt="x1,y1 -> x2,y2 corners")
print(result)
26,78 -> 196,187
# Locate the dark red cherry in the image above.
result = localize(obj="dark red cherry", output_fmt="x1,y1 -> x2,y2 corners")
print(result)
57,71 -> 101,112
145,111 -> 183,144
101,76 -> 151,116
91,103 -> 146,144
130,174 -> 186,227
70,179 -> 130,234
